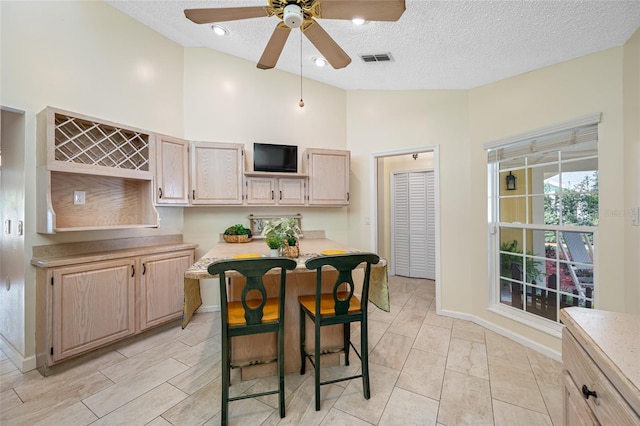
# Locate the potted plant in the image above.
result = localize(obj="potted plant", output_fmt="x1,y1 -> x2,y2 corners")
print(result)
223,224 -> 252,243
265,235 -> 283,257
500,239 -> 543,283
262,217 -> 301,258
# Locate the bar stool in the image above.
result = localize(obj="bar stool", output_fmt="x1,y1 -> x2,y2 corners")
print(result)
207,257 -> 297,425
299,252 -> 380,411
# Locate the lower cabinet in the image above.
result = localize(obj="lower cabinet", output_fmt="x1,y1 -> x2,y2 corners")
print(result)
35,245 -> 195,375
51,259 -> 136,363
140,251 -> 194,330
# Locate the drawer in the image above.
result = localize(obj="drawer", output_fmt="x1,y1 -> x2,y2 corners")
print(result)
563,328 -> 640,424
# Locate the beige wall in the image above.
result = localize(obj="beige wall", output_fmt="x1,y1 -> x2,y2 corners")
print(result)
623,29 -> 640,313
181,48 -> 350,306
2,0 -> 639,367
0,0 -> 185,363
346,91 -> 471,315
468,48 -> 626,352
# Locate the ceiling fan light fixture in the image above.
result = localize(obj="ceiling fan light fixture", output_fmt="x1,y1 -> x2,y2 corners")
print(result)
210,24 -> 229,36
313,57 -> 327,67
283,4 -> 303,29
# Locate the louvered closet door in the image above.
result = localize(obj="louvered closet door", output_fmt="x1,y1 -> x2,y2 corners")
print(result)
392,170 -> 435,279
392,173 -> 411,277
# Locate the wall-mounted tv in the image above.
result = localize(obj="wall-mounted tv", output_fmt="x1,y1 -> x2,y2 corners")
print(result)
253,143 -> 298,173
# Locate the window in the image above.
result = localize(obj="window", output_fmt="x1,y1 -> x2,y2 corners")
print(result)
486,115 -> 599,331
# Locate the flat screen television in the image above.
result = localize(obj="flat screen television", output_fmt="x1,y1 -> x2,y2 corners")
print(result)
253,143 -> 298,173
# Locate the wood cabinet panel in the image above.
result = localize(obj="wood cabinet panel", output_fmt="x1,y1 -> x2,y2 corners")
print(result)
140,251 -> 194,330
155,135 -> 189,205
52,259 -> 136,361
36,107 -> 158,233
561,308 -> 640,425
303,148 -> 350,205
278,178 -> 306,205
245,177 -> 276,205
35,241 -> 196,374
191,141 -> 244,205
245,176 -> 306,205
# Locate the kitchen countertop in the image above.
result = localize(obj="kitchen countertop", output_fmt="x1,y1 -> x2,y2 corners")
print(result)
560,307 -> 640,415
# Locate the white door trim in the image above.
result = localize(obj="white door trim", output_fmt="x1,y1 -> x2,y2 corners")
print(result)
369,145 -> 441,313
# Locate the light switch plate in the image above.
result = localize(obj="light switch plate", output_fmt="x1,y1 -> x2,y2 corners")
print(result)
631,206 -> 639,226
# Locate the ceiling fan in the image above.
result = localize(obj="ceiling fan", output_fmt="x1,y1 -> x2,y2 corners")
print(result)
184,0 -> 406,70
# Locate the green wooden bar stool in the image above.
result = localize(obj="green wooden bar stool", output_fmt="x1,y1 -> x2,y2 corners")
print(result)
299,252 -> 380,411
208,257 -> 297,426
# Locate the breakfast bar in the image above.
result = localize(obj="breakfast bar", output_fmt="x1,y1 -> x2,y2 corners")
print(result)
183,238 -> 388,377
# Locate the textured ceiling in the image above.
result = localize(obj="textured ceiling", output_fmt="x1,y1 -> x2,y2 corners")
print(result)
106,0 -> 640,90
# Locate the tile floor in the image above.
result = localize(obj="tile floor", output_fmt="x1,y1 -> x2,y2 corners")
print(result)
0,276 -> 563,425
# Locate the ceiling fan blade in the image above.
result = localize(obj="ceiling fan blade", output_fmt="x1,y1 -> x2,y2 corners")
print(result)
317,0 -> 406,22
303,20 -> 351,69
184,7 -> 270,24
257,24 -> 292,70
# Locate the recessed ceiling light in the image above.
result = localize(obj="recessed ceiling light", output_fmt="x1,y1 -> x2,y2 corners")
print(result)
351,18 -> 367,25
313,57 -> 327,67
211,24 -> 229,36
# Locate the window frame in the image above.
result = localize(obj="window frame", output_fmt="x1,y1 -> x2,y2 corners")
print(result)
485,114 -> 600,337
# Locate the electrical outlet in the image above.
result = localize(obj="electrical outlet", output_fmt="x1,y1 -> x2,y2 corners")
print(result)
74,191 -> 86,205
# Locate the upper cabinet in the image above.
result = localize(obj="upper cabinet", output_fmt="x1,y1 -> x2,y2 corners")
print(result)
190,141 -> 244,205
155,135 -> 189,205
244,173 -> 307,206
303,148 -> 350,206
36,107 -> 159,233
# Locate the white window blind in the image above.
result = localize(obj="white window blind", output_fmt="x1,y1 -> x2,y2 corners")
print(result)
484,113 -> 601,162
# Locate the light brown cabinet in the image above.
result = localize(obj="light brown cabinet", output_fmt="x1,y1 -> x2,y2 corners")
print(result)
303,148 -> 350,206
139,250 -> 194,330
36,107 -> 159,233
190,141 -> 244,205
155,135 -> 189,205
34,241 -> 196,375
561,307 -> 640,425
51,259 -> 136,363
244,174 -> 307,206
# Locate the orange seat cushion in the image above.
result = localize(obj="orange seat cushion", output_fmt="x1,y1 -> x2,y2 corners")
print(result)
298,292 -> 361,316
227,297 -> 281,326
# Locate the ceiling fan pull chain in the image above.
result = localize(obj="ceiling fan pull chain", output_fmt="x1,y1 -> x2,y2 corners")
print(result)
299,29 -> 304,108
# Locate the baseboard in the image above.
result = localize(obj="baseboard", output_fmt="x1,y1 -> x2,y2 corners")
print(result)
196,304 -> 221,313
438,308 -> 562,362
0,335 -> 37,373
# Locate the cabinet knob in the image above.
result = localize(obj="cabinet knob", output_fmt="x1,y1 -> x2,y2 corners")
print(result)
581,385 -> 597,400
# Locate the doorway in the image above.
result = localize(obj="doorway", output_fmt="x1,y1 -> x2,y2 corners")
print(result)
369,146 -> 441,310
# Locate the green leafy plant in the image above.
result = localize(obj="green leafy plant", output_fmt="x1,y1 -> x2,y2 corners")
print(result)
266,235 -> 283,250
262,217 -> 301,245
500,239 -> 543,283
223,224 -> 252,237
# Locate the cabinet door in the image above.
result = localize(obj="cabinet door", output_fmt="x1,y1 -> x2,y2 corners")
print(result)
52,259 -> 136,361
564,373 -> 599,426
246,177 -> 277,205
140,250 -> 194,330
305,149 -> 350,205
191,142 -> 244,205
155,135 -> 189,205
278,178 -> 306,205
